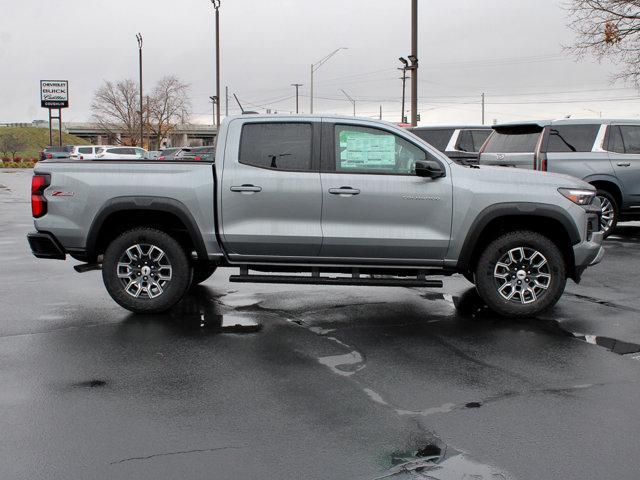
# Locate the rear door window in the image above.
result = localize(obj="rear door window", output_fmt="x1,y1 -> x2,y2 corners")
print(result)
78,147 -> 93,154
411,129 -> 454,152
240,123 -> 312,171
483,130 -> 541,153
546,124 -> 599,153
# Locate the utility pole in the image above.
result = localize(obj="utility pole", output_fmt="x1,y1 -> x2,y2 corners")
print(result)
399,57 -> 409,123
410,0 -> 418,126
210,0 -> 221,128
340,89 -> 356,116
481,92 -> 485,125
310,47 -> 347,114
136,33 -> 143,147
225,85 -> 229,116
291,83 -> 303,113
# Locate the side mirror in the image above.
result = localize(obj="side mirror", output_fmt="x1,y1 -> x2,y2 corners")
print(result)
415,160 -> 445,178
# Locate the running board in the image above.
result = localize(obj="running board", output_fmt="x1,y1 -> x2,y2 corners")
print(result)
229,268 -> 443,288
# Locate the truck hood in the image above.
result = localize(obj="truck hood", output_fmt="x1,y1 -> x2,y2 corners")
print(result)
468,165 -> 594,190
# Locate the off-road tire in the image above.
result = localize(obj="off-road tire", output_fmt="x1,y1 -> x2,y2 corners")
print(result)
102,228 -> 191,313
475,231 -> 566,317
191,264 -> 217,286
595,189 -> 618,238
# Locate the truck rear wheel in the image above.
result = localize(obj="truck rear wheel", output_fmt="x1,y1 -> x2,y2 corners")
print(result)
474,231 -> 566,317
102,228 -> 191,313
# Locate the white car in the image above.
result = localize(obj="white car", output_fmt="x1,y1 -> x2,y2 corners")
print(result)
69,145 -> 104,160
96,146 -> 148,160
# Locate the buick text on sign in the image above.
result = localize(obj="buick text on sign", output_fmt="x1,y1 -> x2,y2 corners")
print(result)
40,80 -> 69,108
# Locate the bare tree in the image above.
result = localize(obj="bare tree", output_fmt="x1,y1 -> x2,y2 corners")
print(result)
91,79 -> 143,146
0,131 -> 27,160
147,76 -> 191,149
566,0 -> 640,83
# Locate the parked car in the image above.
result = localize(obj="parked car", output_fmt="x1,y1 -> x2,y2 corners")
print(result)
28,115 -> 603,317
95,146 -> 147,160
479,118 -> 640,236
157,147 -> 183,160
410,125 -> 492,165
39,145 -> 73,160
173,146 -> 215,161
69,145 -> 104,160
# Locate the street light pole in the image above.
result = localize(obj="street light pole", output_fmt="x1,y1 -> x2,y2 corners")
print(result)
399,57 -> 409,123
136,33 -> 143,147
291,83 -> 303,113
211,0 -> 221,128
340,89 -> 356,116
310,47 -> 347,114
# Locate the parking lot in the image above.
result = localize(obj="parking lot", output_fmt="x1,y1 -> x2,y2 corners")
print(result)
2,167 -> 640,479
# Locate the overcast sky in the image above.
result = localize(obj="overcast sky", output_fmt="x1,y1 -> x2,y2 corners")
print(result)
1,0 -> 639,125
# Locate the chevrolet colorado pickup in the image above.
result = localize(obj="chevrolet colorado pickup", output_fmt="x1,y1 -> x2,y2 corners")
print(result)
27,115 -> 604,317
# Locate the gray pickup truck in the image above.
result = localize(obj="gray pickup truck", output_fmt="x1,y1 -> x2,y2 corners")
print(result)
28,115 -> 604,317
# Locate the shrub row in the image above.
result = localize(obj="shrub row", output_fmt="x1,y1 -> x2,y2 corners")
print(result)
1,162 -> 34,168
1,157 -> 37,163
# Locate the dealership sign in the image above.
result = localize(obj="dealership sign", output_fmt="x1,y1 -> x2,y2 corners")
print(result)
40,80 -> 69,108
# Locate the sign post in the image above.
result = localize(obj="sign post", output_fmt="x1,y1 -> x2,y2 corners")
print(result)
40,80 -> 69,147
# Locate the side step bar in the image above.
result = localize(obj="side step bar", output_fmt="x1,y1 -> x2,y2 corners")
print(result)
229,267 -> 443,288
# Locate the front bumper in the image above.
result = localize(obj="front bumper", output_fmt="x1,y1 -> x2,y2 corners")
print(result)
573,229 -> 604,275
27,232 -> 66,260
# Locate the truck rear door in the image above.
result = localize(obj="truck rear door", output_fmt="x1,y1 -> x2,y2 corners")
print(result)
318,120 -> 452,262
220,119 -> 323,258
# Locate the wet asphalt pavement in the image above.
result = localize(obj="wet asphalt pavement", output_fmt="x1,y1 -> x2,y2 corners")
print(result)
2,169 -> 640,480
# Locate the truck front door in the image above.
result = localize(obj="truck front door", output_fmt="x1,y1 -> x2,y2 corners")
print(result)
319,121 -> 453,262
220,119 -> 322,258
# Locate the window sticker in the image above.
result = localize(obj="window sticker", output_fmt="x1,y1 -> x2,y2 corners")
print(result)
338,130 -> 396,169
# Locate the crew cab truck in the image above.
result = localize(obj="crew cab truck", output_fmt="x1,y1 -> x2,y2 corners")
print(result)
28,115 -> 604,317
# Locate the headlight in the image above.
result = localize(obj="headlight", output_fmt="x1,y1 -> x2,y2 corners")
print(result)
558,188 -> 596,206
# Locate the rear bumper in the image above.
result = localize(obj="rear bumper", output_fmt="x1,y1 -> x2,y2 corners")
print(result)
27,232 -> 66,260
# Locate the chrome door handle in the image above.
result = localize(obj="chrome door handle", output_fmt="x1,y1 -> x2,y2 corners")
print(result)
328,186 -> 360,196
230,184 -> 262,193
617,162 -> 631,167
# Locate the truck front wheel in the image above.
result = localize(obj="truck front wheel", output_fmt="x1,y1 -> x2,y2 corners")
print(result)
474,231 -> 566,317
102,228 -> 192,313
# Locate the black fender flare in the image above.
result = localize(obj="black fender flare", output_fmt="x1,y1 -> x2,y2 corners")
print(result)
85,196 -> 208,261
456,202 -> 581,273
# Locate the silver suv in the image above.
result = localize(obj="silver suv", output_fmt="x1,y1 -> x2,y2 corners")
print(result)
479,119 -> 640,236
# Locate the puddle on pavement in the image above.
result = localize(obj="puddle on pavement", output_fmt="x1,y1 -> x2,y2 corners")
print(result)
166,287 -> 262,334
380,437 -> 510,479
71,379 -> 107,388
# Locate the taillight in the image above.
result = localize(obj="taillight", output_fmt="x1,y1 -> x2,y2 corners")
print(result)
194,156 -> 202,161
158,156 -> 166,160
538,152 -> 548,171
31,174 -> 50,218
46,153 -> 53,159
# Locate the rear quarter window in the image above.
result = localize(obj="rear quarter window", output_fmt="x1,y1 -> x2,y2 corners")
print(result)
546,124 -> 599,153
